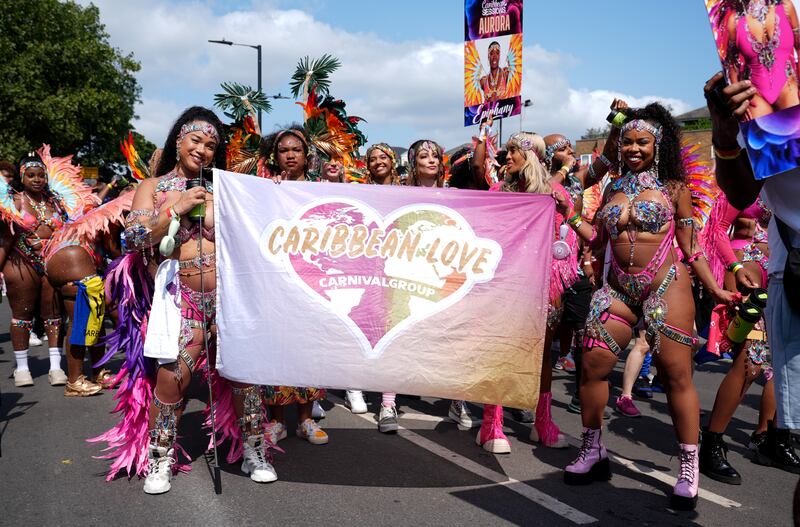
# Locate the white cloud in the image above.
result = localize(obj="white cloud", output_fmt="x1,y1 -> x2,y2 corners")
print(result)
83,0 -> 693,150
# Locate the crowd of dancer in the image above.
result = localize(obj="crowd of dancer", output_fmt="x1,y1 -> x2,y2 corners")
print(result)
2,60 -> 799,513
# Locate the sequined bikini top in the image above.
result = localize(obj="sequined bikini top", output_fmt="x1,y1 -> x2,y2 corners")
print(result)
176,223 -> 214,243
596,170 -> 673,239
154,171 -> 213,194
152,171 -> 215,242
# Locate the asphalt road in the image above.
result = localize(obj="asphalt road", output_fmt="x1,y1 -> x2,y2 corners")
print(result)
0,299 -> 797,527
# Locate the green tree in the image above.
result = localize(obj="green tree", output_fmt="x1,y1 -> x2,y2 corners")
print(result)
581,125 -> 611,140
0,0 -> 144,169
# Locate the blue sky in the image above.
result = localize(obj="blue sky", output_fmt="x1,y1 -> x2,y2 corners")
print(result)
85,0 -> 723,150
294,0 -> 720,105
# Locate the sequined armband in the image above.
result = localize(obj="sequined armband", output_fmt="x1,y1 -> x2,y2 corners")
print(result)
124,220 -> 153,252
676,217 -> 694,229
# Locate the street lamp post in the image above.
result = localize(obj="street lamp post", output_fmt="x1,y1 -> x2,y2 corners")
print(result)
520,99 -> 533,133
208,38 -> 263,130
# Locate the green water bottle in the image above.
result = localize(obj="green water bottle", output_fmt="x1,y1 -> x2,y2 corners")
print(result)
726,302 -> 762,344
186,177 -> 206,222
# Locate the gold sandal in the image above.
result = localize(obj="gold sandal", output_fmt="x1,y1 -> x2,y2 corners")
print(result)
64,375 -> 103,397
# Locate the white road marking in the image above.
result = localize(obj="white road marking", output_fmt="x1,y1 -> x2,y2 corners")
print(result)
398,411 -> 447,423
329,395 -> 598,525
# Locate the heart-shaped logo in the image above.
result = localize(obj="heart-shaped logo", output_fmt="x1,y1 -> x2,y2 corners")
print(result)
259,198 -> 503,358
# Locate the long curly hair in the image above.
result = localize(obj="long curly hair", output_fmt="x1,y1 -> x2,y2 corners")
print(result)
505,132 -> 551,194
620,102 -> 685,183
407,139 -> 445,187
156,106 -> 227,177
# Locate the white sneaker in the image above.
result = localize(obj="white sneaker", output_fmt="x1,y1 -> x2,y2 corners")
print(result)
297,418 -> 329,445
345,390 -> 368,414
143,445 -> 174,495
29,333 -> 43,347
378,404 -> 399,434
13,369 -> 34,387
264,421 -> 287,445
475,431 -> 512,454
48,368 -> 68,386
311,400 -> 326,420
448,400 -> 478,430
241,434 -> 277,483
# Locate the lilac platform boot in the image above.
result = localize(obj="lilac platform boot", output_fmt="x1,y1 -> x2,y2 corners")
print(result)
671,443 -> 699,510
564,427 -> 611,485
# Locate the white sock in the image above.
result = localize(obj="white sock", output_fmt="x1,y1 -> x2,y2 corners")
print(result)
48,347 -> 62,371
14,349 -> 30,372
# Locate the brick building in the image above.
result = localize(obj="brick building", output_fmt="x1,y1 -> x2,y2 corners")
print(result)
574,107 -> 712,168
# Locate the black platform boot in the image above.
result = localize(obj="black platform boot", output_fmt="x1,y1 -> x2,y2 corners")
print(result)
699,429 -> 742,485
754,421 -> 800,474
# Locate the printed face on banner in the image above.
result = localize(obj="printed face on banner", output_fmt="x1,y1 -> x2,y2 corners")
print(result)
464,34 -> 523,126
704,0 -> 800,179
259,198 -> 503,359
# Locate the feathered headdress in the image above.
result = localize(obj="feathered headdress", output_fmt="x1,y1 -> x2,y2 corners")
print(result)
213,82 -> 272,175
119,132 -> 150,181
291,55 -> 367,177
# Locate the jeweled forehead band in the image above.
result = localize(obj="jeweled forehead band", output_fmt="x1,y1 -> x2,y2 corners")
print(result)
20,160 -> 46,176
177,122 -> 220,146
408,140 -> 441,166
508,133 -> 533,152
621,119 -> 662,143
545,138 -> 572,163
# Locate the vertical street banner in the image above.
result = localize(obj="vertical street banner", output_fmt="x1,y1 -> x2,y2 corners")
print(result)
464,0 -> 524,127
215,170 -> 553,409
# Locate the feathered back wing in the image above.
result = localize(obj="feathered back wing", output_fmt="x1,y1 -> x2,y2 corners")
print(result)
37,144 -> 99,219
683,141 -> 719,231
0,179 -> 35,229
45,190 -> 134,260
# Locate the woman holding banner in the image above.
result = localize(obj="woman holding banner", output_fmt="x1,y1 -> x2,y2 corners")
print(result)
343,142 -> 402,430
259,127 -> 330,446
402,138 -> 480,433
94,107 -> 277,494
555,103 -> 737,510
478,131 -> 575,454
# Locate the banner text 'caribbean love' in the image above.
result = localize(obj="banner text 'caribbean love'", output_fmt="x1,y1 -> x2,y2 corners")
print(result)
215,170 -> 553,408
